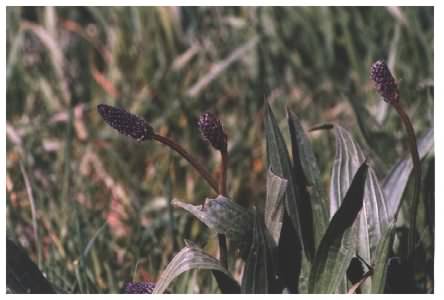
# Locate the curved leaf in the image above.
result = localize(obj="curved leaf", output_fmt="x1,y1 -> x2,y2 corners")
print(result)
265,103 -> 307,258
330,125 -> 390,292
308,162 -> 368,293
172,196 -> 254,257
288,110 -> 329,250
153,244 -> 239,294
265,168 -> 287,244
383,127 -> 434,221
241,211 -> 281,293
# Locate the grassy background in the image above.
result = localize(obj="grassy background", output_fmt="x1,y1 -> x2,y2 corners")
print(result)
6,7 -> 433,293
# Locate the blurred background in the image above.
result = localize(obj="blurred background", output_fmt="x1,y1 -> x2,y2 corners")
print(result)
6,7 -> 433,293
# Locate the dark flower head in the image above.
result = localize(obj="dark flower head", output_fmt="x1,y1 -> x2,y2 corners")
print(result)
97,104 -> 154,141
120,281 -> 156,294
198,112 -> 227,151
370,60 -> 399,103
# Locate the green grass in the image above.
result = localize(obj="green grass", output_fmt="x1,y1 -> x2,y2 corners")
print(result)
6,6 -> 433,293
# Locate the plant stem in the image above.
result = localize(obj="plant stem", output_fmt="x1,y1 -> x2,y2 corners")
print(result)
218,149 -> 229,269
153,132 -> 228,269
152,133 -> 219,193
392,103 -> 421,260
220,150 -> 228,195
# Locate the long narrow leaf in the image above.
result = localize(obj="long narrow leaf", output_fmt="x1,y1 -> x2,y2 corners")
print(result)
153,244 -> 239,294
265,168 -> 288,244
7,238 -> 55,293
278,213 -> 302,293
264,103 -> 306,258
172,196 -> 254,257
371,224 -> 396,293
330,125 -> 390,292
383,127 -> 434,221
241,211 -> 281,293
288,110 -> 329,250
308,162 -> 368,293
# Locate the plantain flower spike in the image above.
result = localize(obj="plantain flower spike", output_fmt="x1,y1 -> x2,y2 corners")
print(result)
198,112 -> 227,151
97,104 -> 154,141
370,60 -> 400,104
120,281 -> 156,294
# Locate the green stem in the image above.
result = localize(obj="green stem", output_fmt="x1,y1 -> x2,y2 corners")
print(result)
392,103 -> 421,261
218,149 -> 229,269
220,150 -> 228,196
152,134 -> 219,193
153,132 -> 229,269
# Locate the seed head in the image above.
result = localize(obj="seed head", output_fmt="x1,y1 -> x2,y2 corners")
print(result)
198,112 -> 227,151
370,60 -> 399,103
97,104 -> 154,141
120,281 -> 155,294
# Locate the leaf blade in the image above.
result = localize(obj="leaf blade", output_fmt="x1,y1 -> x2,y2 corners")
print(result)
287,110 -> 329,251
383,127 -> 434,221
371,224 -> 396,293
308,162 -> 368,293
153,244 -> 239,294
329,125 -> 390,292
241,211 -> 281,293
172,196 -> 254,257
265,168 -> 288,244
264,103 -> 306,258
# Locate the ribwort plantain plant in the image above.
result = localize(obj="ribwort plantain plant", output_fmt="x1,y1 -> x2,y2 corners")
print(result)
370,60 -> 421,264
96,86 -> 433,293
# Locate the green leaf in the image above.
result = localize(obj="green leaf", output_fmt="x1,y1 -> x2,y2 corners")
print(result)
172,196 -> 254,257
330,125 -> 390,292
371,223 -> 396,293
153,244 -> 240,294
423,158 -> 435,241
383,127 -> 434,221
265,167 -> 288,244
278,213 -> 302,293
241,211 -> 281,293
308,162 -> 368,293
264,103 -> 306,259
287,110 -> 329,250
7,238 -> 55,293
